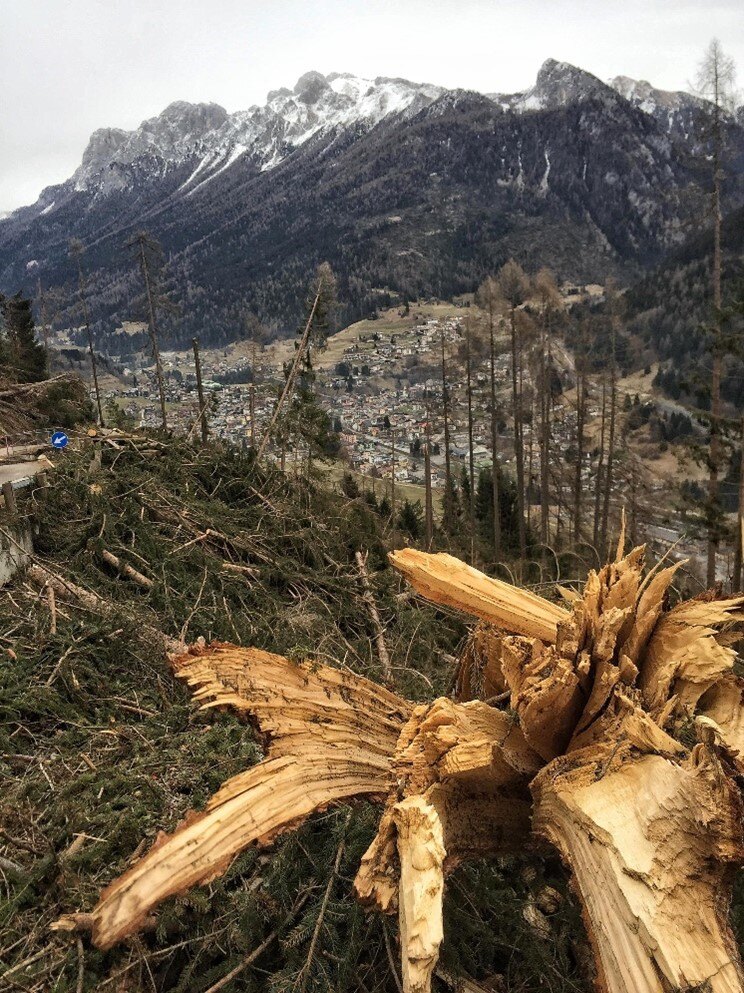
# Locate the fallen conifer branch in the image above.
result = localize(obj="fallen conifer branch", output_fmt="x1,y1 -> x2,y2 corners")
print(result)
355,550 -> 393,683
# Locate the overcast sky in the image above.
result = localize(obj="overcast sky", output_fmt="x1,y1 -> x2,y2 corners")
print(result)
1,0 -> 741,212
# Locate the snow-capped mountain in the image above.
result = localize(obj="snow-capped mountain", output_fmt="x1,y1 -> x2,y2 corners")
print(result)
608,75 -> 713,143
71,72 -> 444,198
1,59 -> 742,346
490,59 -> 616,113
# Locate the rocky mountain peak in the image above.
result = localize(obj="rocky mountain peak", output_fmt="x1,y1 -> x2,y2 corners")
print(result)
293,71 -> 331,104
490,58 -> 615,113
532,58 -> 609,106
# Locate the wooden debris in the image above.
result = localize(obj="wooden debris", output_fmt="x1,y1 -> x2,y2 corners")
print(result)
98,548 -> 154,589
355,550 -> 393,683
64,644 -> 411,949
57,543 -> 744,993
394,795 -> 445,993
389,549 -> 568,642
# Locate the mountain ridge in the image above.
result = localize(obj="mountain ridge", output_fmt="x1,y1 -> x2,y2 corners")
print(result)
1,59 -> 742,347
7,59 -> 732,218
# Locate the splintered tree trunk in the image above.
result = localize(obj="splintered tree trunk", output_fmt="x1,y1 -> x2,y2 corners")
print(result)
56,540 -> 744,993
533,748 -> 743,993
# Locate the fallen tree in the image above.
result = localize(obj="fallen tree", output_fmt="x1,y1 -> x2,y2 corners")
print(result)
55,532 -> 744,993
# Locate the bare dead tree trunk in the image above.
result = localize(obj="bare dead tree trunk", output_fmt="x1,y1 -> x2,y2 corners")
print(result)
708,123 -> 723,585
509,306 -> 527,567
36,276 -> 51,357
593,376 -> 607,553
440,328 -> 453,534
355,550 -> 393,683
697,41 -> 736,585
391,428 -> 397,547
135,235 -> 168,432
488,313 -> 501,562
573,364 -> 586,548
192,338 -> 209,445
249,332 -> 258,450
629,457 -> 639,548
734,414 -> 744,590
249,385 -> 256,450
601,329 -> 617,558
424,405 -> 434,550
539,316 -> 550,547
71,244 -> 105,427
257,284 -> 322,459
466,322 -> 476,565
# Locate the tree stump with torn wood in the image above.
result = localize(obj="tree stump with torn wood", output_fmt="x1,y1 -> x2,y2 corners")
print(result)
54,533 -> 744,993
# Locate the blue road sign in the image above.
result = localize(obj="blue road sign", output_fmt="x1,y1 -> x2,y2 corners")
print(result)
51,431 -> 69,449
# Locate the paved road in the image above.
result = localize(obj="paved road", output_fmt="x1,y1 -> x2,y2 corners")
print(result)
0,458 -> 52,488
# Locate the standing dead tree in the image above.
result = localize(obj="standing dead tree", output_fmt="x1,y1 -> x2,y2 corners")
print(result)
128,232 -> 169,432
257,264 -> 336,461
440,325 -> 454,534
477,277 -> 502,563
69,240 -> 105,426
696,39 -> 737,585
56,536 -> 744,993
192,337 -> 209,445
497,260 -> 529,567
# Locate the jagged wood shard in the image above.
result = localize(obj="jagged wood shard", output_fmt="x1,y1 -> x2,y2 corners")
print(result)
389,549 -> 568,642
68,645 -> 411,950
59,544 -> 744,993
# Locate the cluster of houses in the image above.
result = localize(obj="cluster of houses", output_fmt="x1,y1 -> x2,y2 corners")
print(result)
95,305 -> 604,502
